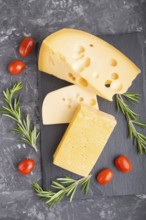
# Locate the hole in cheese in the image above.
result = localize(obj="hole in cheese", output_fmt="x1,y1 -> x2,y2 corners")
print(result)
62,98 -> 66,101
79,77 -> 88,87
110,59 -> 117,66
74,45 -> 85,53
79,97 -> 84,102
89,44 -> 93,47
111,73 -> 119,80
105,84 -> 111,88
110,81 -> 123,92
92,72 -> 99,79
84,57 -> 91,67
105,80 -> 112,88
68,73 -> 72,77
72,62 -> 84,72
72,57 -> 91,72
68,73 -> 76,81
90,99 -> 97,106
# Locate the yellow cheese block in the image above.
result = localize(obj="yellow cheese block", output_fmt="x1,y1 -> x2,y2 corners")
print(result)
53,104 -> 117,176
42,85 -> 98,124
39,28 -> 140,101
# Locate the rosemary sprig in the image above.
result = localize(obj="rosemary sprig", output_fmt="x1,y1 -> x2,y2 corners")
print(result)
0,82 -> 39,152
116,92 -> 146,154
32,175 -> 91,207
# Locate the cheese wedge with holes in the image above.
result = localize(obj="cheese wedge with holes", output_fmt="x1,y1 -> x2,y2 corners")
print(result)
39,28 -> 140,101
42,85 -> 98,124
53,104 -> 117,176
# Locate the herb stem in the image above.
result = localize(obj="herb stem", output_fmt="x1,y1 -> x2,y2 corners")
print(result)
0,82 -> 39,152
33,175 -> 91,207
116,93 -> 146,154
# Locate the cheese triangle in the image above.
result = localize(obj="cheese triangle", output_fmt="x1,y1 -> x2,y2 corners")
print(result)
39,28 -> 140,101
42,85 -> 98,124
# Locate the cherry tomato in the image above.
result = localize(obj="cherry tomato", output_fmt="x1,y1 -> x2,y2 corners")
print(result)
96,168 -> 113,185
8,60 -> 26,75
19,37 -> 35,57
114,155 -> 132,173
18,159 -> 35,175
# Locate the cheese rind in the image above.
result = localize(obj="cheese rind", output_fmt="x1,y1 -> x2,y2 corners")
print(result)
39,28 -> 140,101
53,104 -> 117,176
42,85 -> 98,124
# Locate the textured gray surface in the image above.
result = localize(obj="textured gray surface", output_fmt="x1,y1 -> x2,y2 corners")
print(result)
0,0 -> 146,219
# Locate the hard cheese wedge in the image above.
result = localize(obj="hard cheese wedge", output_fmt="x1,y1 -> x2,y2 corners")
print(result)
39,28 -> 140,101
53,104 -> 117,176
42,85 -> 98,124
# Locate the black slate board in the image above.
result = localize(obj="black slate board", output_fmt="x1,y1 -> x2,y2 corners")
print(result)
38,32 -> 146,197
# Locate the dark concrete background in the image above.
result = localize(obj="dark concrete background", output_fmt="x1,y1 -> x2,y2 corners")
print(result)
0,0 -> 146,219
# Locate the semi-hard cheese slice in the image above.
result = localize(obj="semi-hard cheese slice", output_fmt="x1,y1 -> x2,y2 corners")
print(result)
39,28 -> 140,101
53,104 -> 117,176
42,85 -> 98,124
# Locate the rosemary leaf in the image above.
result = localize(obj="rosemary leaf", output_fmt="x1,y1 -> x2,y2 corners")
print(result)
51,181 -> 65,190
69,185 -> 78,202
81,177 -> 91,194
123,92 -> 140,103
0,82 -> 39,152
56,176 -> 76,185
33,175 -> 91,207
116,93 -> 146,154
132,120 -> 146,128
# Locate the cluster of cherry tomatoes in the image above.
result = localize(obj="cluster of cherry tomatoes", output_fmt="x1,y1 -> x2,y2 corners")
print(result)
96,155 -> 132,185
8,37 -> 35,75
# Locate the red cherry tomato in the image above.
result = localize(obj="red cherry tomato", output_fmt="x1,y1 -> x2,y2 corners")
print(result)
18,159 -> 35,175
8,60 -> 26,75
114,155 -> 132,173
96,168 -> 113,185
19,37 -> 35,57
